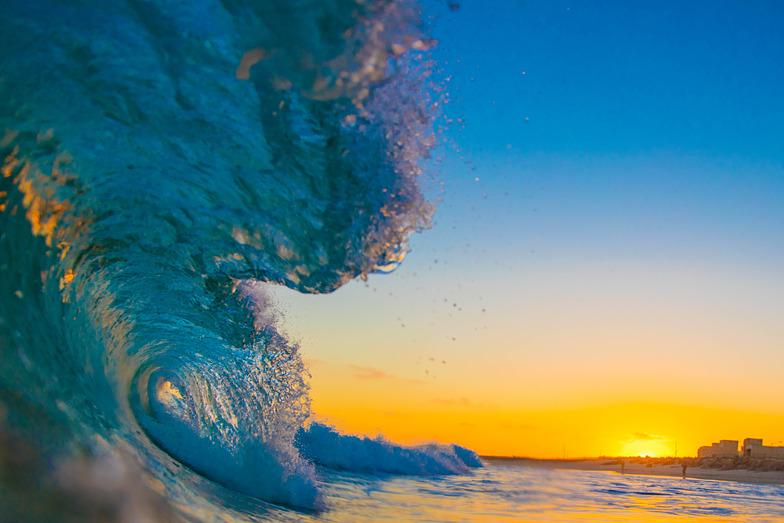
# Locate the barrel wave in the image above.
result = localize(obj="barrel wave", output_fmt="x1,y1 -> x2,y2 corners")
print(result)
0,0 -> 478,519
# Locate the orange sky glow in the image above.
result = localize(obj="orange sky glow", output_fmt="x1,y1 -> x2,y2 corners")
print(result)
306,359 -> 784,458
272,256 -> 784,459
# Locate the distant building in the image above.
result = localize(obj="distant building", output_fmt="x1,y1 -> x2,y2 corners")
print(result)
741,438 -> 784,459
697,440 -> 739,458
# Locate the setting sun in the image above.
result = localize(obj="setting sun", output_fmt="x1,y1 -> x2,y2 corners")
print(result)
616,432 -> 677,458
619,440 -> 671,458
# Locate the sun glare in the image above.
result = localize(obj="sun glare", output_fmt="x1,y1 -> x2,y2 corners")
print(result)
620,440 -> 672,458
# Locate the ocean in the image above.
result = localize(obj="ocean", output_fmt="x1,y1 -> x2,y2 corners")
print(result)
164,463 -> 784,522
2,0 -> 783,521
286,465 -> 784,522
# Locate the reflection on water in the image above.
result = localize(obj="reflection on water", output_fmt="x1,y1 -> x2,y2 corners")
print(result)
232,463 -> 784,522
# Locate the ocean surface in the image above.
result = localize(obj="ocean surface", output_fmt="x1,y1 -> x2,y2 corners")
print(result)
2,0 -> 783,521
270,464 -> 784,522
153,461 -> 784,522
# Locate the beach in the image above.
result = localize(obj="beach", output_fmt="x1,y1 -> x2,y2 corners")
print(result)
483,457 -> 784,486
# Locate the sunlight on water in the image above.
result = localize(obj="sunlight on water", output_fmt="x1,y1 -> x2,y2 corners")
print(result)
189,462 -> 784,522
304,465 -> 784,523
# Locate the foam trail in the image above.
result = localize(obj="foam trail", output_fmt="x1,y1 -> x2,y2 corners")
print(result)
297,423 -> 483,476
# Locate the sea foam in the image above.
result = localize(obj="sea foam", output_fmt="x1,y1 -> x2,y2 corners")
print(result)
297,423 -> 482,476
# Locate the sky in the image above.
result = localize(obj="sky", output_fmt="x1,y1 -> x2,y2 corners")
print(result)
271,0 -> 784,458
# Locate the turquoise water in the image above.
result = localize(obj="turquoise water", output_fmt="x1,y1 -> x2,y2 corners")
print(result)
0,0 -> 479,519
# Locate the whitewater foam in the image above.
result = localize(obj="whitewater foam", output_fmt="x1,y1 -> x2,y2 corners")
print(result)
296,422 -> 482,476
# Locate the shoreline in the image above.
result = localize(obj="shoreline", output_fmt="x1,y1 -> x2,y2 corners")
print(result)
481,457 -> 784,486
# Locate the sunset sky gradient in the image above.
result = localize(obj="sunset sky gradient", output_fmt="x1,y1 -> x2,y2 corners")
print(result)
271,0 -> 784,458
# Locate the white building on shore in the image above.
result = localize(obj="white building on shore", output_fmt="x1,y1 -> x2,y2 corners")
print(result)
697,438 -> 784,459
741,438 -> 784,458
697,440 -> 739,458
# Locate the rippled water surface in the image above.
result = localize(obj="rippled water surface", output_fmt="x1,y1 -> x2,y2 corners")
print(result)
250,464 -> 784,522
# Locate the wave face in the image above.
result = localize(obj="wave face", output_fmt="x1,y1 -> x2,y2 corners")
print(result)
0,0 -> 442,516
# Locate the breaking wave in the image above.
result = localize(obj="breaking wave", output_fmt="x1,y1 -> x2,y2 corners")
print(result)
0,0 -> 477,519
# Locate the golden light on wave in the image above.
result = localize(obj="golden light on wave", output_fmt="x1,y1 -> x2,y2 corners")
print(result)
156,379 -> 184,404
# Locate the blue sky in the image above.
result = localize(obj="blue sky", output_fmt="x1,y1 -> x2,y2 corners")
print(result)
430,0 -> 784,156
424,0 -> 784,276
